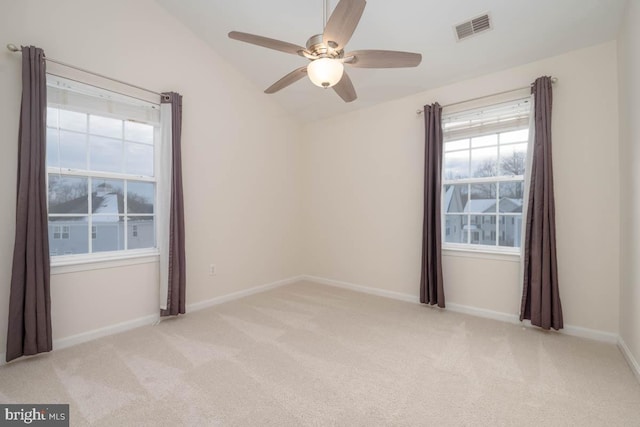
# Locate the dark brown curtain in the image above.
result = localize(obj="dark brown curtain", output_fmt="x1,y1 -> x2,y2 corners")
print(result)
6,46 -> 52,362
160,92 -> 186,317
520,76 -> 563,330
420,103 -> 445,307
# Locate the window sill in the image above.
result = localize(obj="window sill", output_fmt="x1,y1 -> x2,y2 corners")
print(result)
442,247 -> 521,262
51,250 -> 159,275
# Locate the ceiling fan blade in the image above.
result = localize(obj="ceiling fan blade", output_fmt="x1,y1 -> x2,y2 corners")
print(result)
333,72 -> 357,103
264,67 -> 308,94
229,31 -> 306,56
323,0 -> 367,50
345,50 -> 422,68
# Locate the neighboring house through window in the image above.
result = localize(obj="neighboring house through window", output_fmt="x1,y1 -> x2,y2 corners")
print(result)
46,75 -> 160,260
53,225 -> 70,240
441,98 -> 531,252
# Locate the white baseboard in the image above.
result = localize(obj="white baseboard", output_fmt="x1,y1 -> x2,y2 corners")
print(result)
301,275 -> 618,344
1,275 -> 303,366
446,302 -> 520,325
187,275 -> 304,313
55,313 -> 160,351
618,337 -> 640,382
562,324 -> 618,344
0,313 -> 160,367
2,274 -> 624,368
302,275 -> 420,304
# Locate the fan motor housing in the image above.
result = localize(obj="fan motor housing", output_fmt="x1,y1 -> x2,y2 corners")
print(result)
306,34 -> 342,59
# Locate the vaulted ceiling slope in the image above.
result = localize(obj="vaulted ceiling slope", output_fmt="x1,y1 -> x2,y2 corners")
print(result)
156,0 -> 626,122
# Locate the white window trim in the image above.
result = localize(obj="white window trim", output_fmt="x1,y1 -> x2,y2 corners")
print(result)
51,249 -> 159,275
442,247 -> 520,262
46,77 -> 161,268
441,97 -> 530,255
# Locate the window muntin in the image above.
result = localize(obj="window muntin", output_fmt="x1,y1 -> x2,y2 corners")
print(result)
442,99 -> 530,253
46,80 -> 159,260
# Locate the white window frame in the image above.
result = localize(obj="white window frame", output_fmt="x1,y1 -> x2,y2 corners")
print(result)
46,77 -> 162,268
441,97 -> 531,256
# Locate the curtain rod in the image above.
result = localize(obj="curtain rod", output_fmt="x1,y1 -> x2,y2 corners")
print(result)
415,77 -> 558,115
6,43 -> 164,98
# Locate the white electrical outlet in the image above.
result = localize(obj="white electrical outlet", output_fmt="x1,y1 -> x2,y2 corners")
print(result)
209,264 -> 217,276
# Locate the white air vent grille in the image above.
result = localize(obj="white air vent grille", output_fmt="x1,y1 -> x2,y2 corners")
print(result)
455,13 -> 492,41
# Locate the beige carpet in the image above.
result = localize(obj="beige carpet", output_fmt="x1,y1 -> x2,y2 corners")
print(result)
1,281 -> 639,426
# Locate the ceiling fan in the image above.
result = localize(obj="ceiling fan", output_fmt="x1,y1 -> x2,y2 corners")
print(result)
228,0 -> 422,103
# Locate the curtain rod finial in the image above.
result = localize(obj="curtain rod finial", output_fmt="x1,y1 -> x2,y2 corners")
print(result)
6,43 -> 20,52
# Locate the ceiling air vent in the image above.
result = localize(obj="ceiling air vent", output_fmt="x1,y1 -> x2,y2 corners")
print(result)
454,13 -> 492,41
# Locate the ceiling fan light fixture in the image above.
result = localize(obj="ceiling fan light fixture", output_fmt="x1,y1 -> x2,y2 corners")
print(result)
228,0 -> 421,102
307,58 -> 344,88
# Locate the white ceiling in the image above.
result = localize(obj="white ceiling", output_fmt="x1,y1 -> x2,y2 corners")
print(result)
156,0 -> 626,122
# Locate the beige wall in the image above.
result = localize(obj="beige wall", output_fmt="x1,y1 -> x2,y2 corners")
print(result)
0,0 -> 303,354
302,41 -> 620,334
0,1 -> 627,357
618,0 -> 640,366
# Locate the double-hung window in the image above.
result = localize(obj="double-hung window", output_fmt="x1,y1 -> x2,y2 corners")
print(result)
442,98 -> 531,253
46,76 -> 160,261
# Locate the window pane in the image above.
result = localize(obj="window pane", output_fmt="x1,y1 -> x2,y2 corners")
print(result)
90,115 -> 122,138
442,102 -> 529,251
59,110 -> 87,132
92,179 -> 124,215
471,146 -> 497,177
125,121 -> 154,144
501,129 -> 529,144
126,142 -> 154,176
59,130 -> 87,170
499,143 -> 527,176
92,217 -> 125,253
499,182 -> 524,213
47,107 -> 58,128
48,175 -> 88,214
47,128 -> 59,167
90,135 -> 123,173
48,217 -> 88,256
127,182 -> 155,214
471,134 -> 497,148
127,216 -> 155,249
469,184 -> 497,213
468,215 -> 496,246
499,215 -> 522,247
444,184 -> 468,213
444,138 -> 469,152
467,215 -> 496,246
444,150 -> 469,179
444,215 -> 466,244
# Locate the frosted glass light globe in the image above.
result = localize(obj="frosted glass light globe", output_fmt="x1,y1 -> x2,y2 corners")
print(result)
307,58 -> 344,88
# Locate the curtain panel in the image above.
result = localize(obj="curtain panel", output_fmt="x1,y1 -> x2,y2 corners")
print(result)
520,76 -> 563,330
420,103 -> 445,307
160,92 -> 186,317
6,46 -> 52,362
